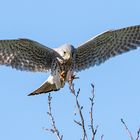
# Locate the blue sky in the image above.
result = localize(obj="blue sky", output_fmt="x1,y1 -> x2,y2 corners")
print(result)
0,0 -> 140,140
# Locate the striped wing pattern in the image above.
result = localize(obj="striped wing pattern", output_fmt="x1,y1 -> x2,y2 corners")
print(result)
0,39 -> 59,72
75,25 -> 140,71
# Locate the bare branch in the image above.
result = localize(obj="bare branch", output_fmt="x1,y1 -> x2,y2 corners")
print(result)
43,80 -> 140,140
69,83 -> 88,140
88,84 -> 100,140
68,74 -> 79,95
101,134 -> 104,140
74,120 -> 82,126
69,82 -> 75,95
45,94 -> 63,140
89,84 -> 96,140
121,118 -> 134,140
136,128 -> 140,140
75,89 -> 88,140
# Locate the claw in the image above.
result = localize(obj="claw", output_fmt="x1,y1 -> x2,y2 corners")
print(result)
71,75 -> 79,80
68,74 -> 79,85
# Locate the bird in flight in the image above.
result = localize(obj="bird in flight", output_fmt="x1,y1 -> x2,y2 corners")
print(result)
0,25 -> 140,96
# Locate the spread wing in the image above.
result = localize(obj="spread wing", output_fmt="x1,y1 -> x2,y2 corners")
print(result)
75,25 -> 140,71
0,39 -> 61,72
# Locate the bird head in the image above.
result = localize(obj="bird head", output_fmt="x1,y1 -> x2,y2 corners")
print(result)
54,44 -> 75,60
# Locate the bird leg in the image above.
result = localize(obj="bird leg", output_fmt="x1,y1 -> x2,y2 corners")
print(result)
67,73 -> 79,94
66,70 -> 79,84
68,74 -> 79,84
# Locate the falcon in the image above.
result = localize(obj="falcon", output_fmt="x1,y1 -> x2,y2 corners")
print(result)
0,25 -> 140,96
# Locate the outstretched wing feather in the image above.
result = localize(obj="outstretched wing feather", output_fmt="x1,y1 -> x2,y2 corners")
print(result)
75,25 -> 140,71
0,39 -> 60,72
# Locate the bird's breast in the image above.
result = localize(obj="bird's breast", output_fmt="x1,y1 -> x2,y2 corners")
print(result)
60,59 -> 75,81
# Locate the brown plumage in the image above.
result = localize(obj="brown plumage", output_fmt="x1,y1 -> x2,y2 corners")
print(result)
0,25 -> 140,95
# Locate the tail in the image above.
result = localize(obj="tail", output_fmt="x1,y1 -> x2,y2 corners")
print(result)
28,76 -> 59,96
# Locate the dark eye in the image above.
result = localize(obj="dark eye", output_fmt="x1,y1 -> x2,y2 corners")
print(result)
64,51 -> 66,54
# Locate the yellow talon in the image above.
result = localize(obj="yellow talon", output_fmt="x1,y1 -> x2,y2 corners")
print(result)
60,71 -> 66,81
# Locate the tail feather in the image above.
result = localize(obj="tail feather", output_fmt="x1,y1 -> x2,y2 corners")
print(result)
28,81 -> 59,96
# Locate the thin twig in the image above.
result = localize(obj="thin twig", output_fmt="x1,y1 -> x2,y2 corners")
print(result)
69,83 -> 88,140
68,74 -> 79,95
136,128 -> 140,140
89,84 -> 98,140
69,82 -> 75,95
75,89 -> 88,140
74,120 -> 82,126
121,118 -> 133,140
89,84 -> 100,140
101,134 -> 104,140
45,94 -> 63,140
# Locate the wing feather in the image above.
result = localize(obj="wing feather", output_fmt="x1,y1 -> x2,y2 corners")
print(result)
75,25 -> 140,71
0,39 -> 60,72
